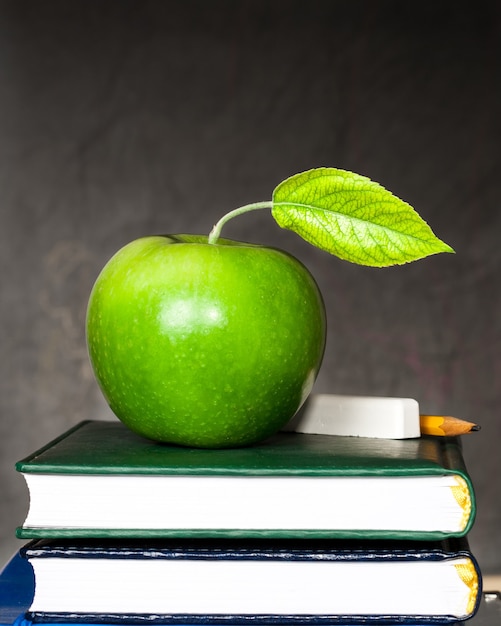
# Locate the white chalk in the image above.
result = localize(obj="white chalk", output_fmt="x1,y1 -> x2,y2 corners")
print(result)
284,393 -> 421,439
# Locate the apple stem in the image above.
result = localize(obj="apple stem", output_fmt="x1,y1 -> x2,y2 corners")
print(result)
208,201 -> 273,244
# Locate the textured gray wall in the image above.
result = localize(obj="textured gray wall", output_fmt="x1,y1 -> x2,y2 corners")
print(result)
1,1 -> 500,572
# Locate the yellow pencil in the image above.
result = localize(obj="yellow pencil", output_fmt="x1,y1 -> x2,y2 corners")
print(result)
419,415 -> 481,437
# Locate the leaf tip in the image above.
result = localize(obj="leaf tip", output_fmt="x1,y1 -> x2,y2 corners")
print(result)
436,239 -> 456,256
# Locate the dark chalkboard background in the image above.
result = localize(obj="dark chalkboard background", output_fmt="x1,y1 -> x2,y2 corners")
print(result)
1,1 -> 500,573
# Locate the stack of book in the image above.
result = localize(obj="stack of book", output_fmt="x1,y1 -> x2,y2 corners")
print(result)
2,414 -> 482,625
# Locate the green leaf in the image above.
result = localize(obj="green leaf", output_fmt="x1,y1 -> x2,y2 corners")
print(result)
271,168 -> 454,267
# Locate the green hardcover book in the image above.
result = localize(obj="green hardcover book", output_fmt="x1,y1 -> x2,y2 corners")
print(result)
16,420 -> 476,541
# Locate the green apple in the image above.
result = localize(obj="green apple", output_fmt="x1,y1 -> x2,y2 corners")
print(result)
86,234 -> 326,448
86,168 -> 454,448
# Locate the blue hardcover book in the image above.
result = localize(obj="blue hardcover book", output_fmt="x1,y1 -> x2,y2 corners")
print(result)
0,552 -> 111,626
0,552 -> 34,626
20,537 -> 482,624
